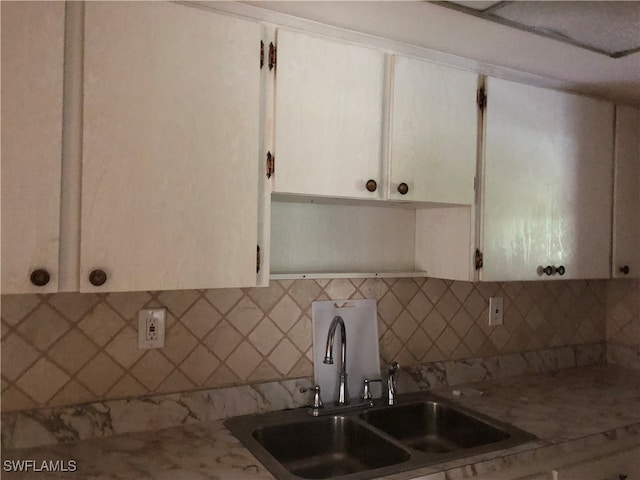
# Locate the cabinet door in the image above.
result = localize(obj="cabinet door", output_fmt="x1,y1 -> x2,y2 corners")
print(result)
612,106 -> 640,278
389,56 -> 478,204
274,29 -> 385,200
482,78 -> 614,281
1,2 -> 65,294
81,2 -> 260,292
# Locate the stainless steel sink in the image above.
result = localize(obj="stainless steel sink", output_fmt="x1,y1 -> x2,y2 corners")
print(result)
360,401 -> 510,453
252,416 -> 410,479
225,392 -> 537,480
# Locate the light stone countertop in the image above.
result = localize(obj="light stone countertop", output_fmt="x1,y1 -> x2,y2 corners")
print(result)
2,365 -> 639,480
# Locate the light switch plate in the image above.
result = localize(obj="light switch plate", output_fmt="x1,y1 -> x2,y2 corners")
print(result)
489,297 -> 504,326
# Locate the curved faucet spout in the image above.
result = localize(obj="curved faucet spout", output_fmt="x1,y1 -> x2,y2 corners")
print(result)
323,315 -> 349,405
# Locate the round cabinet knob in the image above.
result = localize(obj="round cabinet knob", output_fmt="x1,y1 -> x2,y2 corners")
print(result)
30,269 -> 51,287
543,266 -> 554,276
557,265 -> 565,276
89,269 -> 107,287
365,179 -> 377,192
620,265 -> 630,275
397,182 -> 409,195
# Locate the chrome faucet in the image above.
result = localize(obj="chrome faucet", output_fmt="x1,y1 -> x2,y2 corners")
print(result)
387,362 -> 399,405
323,315 -> 349,405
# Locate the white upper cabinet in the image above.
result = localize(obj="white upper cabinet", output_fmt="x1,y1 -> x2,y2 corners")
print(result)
389,55 -> 478,204
612,106 -> 640,278
81,2 -> 261,292
481,77 -> 614,281
273,29 -> 386,200
1,2 -> 65,294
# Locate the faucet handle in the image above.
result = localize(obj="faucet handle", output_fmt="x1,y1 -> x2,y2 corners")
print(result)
300,385 -> 323,409
362,378 -> 382,401
388,362 -> 400,375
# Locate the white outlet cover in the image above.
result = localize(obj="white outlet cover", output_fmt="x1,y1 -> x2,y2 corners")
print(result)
138,308 -> 166,349
489,297 -> 504,326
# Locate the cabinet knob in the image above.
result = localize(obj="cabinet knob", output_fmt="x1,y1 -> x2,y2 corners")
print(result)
397,182 -> 409,195
366,179 -> 377,192
557,265 -> 565,276
30,269 -> 51,287
543,265 -> 554,276
620,265 -> 630,275
89,269 -> 107,287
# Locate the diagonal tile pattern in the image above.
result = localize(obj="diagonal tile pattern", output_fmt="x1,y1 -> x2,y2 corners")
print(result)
1,278 -> 610,412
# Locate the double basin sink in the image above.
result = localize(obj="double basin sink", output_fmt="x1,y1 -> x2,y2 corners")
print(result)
224,392 -> 536,480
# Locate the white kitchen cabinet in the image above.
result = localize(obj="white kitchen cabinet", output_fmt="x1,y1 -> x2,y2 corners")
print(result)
1,1 -> 66,294
612,106 -> 640,279
273,29 -> 386,200
81,2 -> 261,292
389,55 -> 478,204
480,77 -> 614,281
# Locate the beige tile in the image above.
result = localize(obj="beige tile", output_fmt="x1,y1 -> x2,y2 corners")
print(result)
205,365 -> 241,388
48,380 -> 94,408
1,333 -> 40,381
475,282 -> 500,301
49,329 -> 99,374
181,298 -> 221,338
379,330 -> 403,363
406,291 -> 432,322
157,370 -> 196,394
462,289 -> 486,320
391,278 -> 419,305
423,309 -> 447,342
524,306 -> 546,331
227,297 -> 263,336
248,318 -> 284,355
435,291 -> 462,321
462,324 -> 487,355
17,304 -> 70,351
269,295 -> 302,333
204,320 -> 243,361
129,350 -> 174,391
449,309 -> 473,339
162,322 -> 198,364
451,342 -> 472,360
48,293 -> 99,323
489,326 -> 510,351
1,295 -> 41,325
204,288 -> 243,314
247,283 -> 285,312
435,327 -> 460,358
157,290 -> 200,317
78,303 -> 125,347
405,327 -> 431,362
226,341 -> 262,380
450,281 -> 473,303
324,279 -> 356,300
289,356 -> 313,378
391,311 -> 418,343
287,280 -> 321,308
502,281 -> 523,301
106,374 -> 147,400
76,353 -> 125,396
395,348 -> 418,367
16,358 -> 69,404
247,361 -> 280,382
105,291 -> 152,320
268,339 -> 301,375
377,292 -> 403,326
179,345 -> 220,385
287,315 -> 312,353
423,344 -> 446,362
1,377 -> 8,391
358,278 -> 389,300
1,319 -> 10,339
1,386 -> 37,412
104,327 -> 145,369
422,278 -> 448,304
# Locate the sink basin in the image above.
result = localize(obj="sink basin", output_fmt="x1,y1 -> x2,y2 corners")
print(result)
361,401 -> 510,453
252,416 -> 410,479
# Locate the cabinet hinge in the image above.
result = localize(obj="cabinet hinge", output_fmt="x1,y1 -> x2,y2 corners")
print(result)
474,248 -> 483,270
268,42 -> 277,70
266,151 -> 275,178
260,40 -> 264,69
477,87 -> 487,110
257,245 -> 261,274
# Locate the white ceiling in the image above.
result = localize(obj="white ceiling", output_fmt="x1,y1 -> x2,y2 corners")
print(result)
243,1 -> 640,105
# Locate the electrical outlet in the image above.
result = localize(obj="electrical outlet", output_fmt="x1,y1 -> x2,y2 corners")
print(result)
489,297 -> 504,326
138,308 -> 166,349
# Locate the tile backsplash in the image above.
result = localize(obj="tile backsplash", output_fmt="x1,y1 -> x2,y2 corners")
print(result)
606,279 -> 640,369
1,278 -> 608,412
